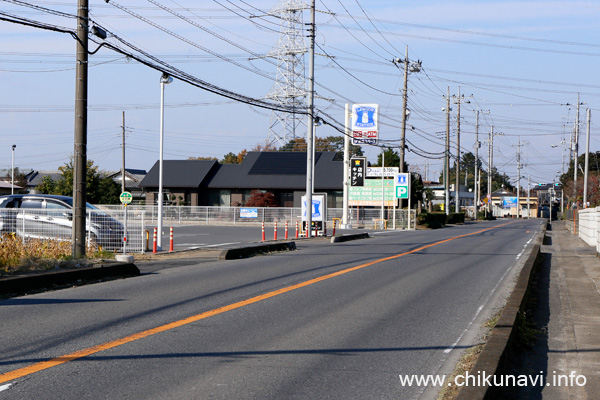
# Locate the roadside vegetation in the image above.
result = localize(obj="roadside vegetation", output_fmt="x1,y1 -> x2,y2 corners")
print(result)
0,233 -> 110,276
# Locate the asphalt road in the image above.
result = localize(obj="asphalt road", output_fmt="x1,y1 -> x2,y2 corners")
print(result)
0,219 -> 544,399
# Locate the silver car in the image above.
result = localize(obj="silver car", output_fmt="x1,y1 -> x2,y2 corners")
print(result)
0,194 -> 124,250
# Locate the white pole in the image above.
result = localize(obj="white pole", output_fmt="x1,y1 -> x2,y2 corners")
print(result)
305,0 -> 315,236
157,74 -> 172,250
11,145 -> 16,195
342,103 -> 350,228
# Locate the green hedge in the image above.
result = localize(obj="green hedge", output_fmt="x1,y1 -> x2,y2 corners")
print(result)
446,212 -> 465,224
417,212 -> 447,229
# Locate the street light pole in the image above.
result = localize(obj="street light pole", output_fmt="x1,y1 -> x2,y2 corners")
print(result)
157,73 -> 173,251
11,145 -> 16,195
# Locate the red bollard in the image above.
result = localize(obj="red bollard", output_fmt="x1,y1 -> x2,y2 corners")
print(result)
152,227 -> 157,254
274,221 -> 278,240
295,221 -> 299,239
314,224 -> 318,238
285,221 -> 289,240
261,221 -> 265,241
332,220 -> 336,237
169,226 -> 174,252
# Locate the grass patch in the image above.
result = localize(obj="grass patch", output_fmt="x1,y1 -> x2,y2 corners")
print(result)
435,311 -> 501,400
0,233 -> 109,276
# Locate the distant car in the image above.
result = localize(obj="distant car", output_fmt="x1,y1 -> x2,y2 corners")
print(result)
0,194 -> 124,250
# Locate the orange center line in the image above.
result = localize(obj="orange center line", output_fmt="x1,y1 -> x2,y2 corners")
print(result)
0,221 -> 516,384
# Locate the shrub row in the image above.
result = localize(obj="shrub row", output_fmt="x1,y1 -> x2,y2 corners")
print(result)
417,212 -> 466,229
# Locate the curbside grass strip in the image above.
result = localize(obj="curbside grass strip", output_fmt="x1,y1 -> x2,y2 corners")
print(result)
330,233 -> 370,243
0,263 -> 140,297
455,239 -> 543,400
218,241 -> 297,260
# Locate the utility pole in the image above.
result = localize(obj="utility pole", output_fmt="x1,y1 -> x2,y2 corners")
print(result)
573,93 -> 580,201
583,108 -> 591,207
121,111 -> 126,193
516,137 -> 521,218
73,0 -> 88,258
474,110 -> 481,218
445,87 -> 450,215
455,87 -> 461,213
527,175 -> 531,218
305,0 -> 315,235
393,46 -> 421,174
488,126 -> 493,217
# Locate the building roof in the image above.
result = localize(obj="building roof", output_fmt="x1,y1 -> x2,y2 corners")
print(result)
25,170 -> 62,188
138,152 -> 344,191
139,160 -> 218,188
0,181 -> 22,189
207,151 -> 342,190
106,169 -> 148,188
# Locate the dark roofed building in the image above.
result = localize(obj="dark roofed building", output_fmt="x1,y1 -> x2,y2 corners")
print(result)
139,152 -> 343,207
139,160 -> 219,206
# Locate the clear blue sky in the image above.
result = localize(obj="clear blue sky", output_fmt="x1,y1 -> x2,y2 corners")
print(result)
1,0 -> 599,188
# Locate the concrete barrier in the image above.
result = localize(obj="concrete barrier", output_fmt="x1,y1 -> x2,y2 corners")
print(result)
330,233 -> 370,243
218,241 -> 297,260
0,263 -> 140,297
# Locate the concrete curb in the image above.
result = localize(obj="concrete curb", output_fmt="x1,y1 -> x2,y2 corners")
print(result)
218,241 -> 297,260
330,233 -> 370,243
456,233 -> 544,400
0,263 -> 140,297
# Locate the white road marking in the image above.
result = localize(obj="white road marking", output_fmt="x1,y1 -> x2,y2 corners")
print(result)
203,242 -> 241,247
0,384 -> 11,392
444,305 -> 484,353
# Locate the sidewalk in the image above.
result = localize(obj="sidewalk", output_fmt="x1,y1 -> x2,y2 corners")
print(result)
515,220 -> 600,399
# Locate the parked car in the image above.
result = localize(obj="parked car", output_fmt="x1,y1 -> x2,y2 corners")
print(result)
0,194 -> 124,250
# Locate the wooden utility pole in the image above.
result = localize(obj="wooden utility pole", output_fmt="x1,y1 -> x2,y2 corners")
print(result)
73,0 -> 88,258
455,87 -> 461,213
445,87 -> 450,215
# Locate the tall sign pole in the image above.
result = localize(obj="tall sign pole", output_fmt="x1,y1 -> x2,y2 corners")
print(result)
305,0 -> 315,235
73,0 -> 88,258
342,104 -> 350,228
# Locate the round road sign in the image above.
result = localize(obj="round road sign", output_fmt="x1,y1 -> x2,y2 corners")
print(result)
120,191 -> 133,205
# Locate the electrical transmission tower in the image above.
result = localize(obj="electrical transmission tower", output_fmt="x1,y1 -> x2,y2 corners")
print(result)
265,0 -> 308,147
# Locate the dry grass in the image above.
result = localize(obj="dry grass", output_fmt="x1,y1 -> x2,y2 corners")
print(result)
436,311 -> 501,400
0,233 -> 100,275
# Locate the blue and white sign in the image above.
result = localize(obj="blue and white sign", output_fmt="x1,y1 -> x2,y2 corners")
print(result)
240,208 -> 258,218
352,105 -> 377,129
394,172 -> 411,199
301,194 -> 327,222
352,103 -> 379,145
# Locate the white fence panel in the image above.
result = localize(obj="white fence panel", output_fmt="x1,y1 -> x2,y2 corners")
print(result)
578,208 -> 597,247
96,205 -> 417,230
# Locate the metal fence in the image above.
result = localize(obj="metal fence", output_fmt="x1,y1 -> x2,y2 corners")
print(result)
97,205 -> 416,230
0,208 -> 146,254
